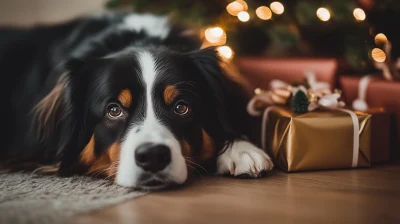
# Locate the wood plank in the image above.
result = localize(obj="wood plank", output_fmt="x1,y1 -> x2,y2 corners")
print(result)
75,164 -> 400,224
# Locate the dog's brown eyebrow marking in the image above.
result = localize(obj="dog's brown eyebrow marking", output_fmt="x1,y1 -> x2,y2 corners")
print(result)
201,129 -> 215,161
164,85 -> 179,105
118,89 -> 132,108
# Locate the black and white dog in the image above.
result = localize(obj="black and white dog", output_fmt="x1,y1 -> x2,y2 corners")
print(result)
0,12 -> 273,190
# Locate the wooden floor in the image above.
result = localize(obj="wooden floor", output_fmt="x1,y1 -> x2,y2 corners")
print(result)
75,163 -> 400,224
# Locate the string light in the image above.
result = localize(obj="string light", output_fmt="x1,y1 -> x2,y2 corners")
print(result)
316,8 -> 331,22
256,6 -> 272,20
237,0 -> 248,10
226,1 -> 243,16
238,11 -> 250,22
371,48 -> 386,62
226,0 -> 248,16
217,46 -> 234,59
204,27 -> 226,44
270,2 -> 284,15
353,8 -> 366,21
374,33 -> 388,45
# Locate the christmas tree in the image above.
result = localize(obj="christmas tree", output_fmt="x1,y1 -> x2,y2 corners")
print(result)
105,0 -> 400,74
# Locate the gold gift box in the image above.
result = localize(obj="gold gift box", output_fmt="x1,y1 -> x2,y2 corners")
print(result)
264,106 -> 372,172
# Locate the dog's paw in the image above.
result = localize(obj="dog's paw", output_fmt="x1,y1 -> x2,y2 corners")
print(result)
216,140 -> 273,178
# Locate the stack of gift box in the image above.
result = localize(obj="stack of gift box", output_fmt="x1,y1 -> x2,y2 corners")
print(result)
236,57 -> 399,172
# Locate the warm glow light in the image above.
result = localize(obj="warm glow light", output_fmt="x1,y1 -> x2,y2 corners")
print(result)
204,27 -> 226,45
270,2 -> 284,15
375,33 -> 388,45
217,46 -> 233,59
256,6 -> 272,20
254,88 -> 262,95
226,1 -> 244,16
211,27 -> 223,37
371,48 -> 386,62
316,8 -> 331,22
237,0 -> 248,10
238,11 -> 250,22
353,8 -> 366,21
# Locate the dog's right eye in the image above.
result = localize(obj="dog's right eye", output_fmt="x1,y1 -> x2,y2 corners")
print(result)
107,104 -> 123,118
174,101 -> 190,116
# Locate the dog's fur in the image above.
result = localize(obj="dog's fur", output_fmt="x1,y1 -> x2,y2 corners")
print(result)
0,12 -> 273,190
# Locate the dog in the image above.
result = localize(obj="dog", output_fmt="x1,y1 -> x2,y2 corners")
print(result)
0,12 -> 273,190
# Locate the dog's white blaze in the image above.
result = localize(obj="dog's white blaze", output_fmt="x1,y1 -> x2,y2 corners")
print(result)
116,51 -> 187,188
120,14 -> 170,39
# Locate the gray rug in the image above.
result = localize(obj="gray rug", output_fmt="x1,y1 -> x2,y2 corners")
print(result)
0,172 -> 146,224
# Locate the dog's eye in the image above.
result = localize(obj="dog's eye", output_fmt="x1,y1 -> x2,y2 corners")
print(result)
174,101 -> 190,116
107,104 -> 123,118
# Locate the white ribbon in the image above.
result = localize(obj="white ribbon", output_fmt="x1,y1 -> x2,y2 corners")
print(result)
338,108 -> 359,167
352,75 -> 372,112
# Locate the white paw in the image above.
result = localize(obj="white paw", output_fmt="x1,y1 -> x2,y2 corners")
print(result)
216,140 -> 274,178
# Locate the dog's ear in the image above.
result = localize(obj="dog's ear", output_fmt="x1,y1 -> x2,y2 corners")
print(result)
186,47 -> 248,149
32,58 -> 99,175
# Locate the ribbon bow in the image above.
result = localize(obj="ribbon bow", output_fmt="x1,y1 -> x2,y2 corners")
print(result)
247,71 -> 346,114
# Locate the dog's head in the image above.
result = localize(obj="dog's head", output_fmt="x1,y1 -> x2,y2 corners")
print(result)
34,47 -> 244,190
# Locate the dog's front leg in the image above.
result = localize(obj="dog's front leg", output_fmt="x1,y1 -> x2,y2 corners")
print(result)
216,140 -> 274,178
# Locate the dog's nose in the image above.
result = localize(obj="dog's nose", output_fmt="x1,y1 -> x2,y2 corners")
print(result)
135,143 -> 171,172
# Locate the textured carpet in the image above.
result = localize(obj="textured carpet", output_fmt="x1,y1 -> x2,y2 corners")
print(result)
0,172 -> 146,224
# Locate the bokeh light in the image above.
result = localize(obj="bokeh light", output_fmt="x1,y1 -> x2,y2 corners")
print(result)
236,0 -> 248,10
256,6 -> 272,20
270,2 -> 284,15
238,11 -> 250,22
204,27 -> 226,44
353,8 -> 366,21
217,46 -> 234,59
316,8 -> 331,22
254,88 -> 262,95
371,48 -> 386,62
226,1 -> 245,16
374,33 -> 388,45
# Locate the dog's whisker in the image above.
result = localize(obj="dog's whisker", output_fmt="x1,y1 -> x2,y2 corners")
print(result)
185,159 -> 208,173
88,168 -> 110,177
104,172 -> 117,181
103,166 -> 119,171
186,164 -> 203,177
185,160 -> 206,177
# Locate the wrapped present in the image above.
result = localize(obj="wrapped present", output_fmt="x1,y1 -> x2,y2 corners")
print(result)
235,57 -> 338,93
366,108 -> 391,163
247,74 -> 372,172
259,106 -> 371,172
340,75 -> 399,160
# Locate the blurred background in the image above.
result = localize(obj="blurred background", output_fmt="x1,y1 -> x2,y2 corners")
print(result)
1,0 -> 399,75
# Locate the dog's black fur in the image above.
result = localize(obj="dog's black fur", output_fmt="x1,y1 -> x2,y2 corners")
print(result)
0,12 -> 251,182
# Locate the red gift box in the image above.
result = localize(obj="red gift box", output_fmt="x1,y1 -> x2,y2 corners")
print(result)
340,75 -> 400,161
235,57 -> 338,92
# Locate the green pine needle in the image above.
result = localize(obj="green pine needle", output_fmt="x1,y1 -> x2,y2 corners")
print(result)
291,91 -> 310,114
